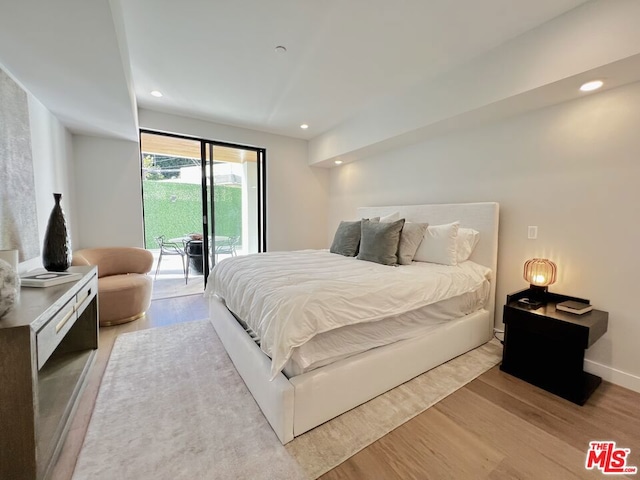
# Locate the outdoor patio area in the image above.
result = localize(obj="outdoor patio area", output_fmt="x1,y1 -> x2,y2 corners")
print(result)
149,248 -> 204,300
148,248 -> 240,300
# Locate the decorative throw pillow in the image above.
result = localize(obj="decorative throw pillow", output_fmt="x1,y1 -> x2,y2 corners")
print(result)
379,211 -> 400,223
413,222 -> 460,266
398,222 -> 429,265
330,221 -> 361,257
357,218 -> 406,265
456,228 -> 480,262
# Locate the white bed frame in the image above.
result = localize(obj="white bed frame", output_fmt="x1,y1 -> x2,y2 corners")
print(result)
208,202 -> 499,444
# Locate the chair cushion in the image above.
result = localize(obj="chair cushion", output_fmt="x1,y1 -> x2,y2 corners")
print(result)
98,274 -> 152,325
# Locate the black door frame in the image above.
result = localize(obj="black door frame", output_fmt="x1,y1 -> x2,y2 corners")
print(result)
139,129 -> 267,285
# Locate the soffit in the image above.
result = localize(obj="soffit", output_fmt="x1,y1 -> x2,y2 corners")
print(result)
140,132 -> 257,163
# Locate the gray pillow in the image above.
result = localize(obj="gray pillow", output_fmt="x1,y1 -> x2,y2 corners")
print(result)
330,221 -> 362,257
357,218 -> 406,265
398,222 -> 429,265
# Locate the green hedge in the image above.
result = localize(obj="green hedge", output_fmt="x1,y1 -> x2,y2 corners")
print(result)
143,181 -> 241,249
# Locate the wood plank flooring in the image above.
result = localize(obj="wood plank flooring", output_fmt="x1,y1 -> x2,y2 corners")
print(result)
321,367 -> 640,480
52,293 -> 640,479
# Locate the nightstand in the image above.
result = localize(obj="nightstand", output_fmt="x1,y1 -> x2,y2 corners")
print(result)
500,289 -> 608,405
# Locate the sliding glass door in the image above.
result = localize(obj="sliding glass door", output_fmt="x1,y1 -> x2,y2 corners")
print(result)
140,131 -> 266,285
201,141 -> 266,279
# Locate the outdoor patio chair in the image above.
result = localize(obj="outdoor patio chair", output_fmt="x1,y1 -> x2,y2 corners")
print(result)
214,236 -> 239,262
154,235 -> 186,280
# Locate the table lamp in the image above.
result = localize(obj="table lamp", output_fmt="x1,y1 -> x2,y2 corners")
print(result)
523,258 -> 557,293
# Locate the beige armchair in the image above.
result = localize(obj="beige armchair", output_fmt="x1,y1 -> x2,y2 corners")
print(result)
72,247 -> 153,327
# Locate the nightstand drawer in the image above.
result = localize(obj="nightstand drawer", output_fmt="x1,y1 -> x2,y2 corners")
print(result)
36,299 -> 77,369
503,305 -> 591,347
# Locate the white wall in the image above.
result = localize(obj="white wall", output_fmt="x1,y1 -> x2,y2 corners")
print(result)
138,109 -> 329,251
20,94 -> 75,273
9,65 -> 141,268
328,81 -> 640,392
73,135 -> 144,248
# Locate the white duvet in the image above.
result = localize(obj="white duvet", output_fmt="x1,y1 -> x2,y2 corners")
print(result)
205,250 -> 491,379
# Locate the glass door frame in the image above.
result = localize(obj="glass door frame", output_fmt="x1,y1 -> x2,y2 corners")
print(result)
140,129 -> 267,285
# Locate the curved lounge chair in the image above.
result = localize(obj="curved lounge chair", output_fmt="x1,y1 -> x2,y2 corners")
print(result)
72,247 -> 153,326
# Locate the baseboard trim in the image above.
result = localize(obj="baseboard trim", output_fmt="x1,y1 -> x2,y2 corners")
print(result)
584,359 -> 640,394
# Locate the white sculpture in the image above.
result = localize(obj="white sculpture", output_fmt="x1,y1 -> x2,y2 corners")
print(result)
0,258 -> 19,318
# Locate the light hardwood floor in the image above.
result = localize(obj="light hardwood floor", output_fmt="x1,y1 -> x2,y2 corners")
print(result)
53,294 -> 640,479
321,367 -> 640,479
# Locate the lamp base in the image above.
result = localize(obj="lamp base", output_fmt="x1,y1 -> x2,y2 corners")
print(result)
528,285 -> 550,302
528,285 -> 548,292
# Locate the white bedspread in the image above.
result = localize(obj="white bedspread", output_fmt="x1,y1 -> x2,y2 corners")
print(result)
205,250 -> 491,379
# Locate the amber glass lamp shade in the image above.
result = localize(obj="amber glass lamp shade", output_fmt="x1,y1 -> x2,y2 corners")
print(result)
523,258 -> 557,292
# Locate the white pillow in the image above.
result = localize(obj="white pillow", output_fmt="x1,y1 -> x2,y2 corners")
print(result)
398,222 -> 429,265
413,222 -> 460,266
379,211 -> 400,223
457,228 -> 480,262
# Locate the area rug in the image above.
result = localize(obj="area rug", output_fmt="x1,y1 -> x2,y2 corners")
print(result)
73,320 -> 502,480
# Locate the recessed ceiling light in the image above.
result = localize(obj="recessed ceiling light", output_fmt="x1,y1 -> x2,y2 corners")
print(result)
275,46 -> 287,53
300,124 -> 309,129
150,90 -> 163,97
334,160 -> 343,165
580,80 -> 603,92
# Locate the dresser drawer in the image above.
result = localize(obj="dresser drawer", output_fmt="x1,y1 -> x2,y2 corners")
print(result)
36,299 -> 76,369
75,276 -> 98,318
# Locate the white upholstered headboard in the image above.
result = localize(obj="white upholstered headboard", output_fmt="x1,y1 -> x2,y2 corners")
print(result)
357,202 -> 500,322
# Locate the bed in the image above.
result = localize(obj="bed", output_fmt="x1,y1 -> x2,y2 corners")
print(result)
206,202 -> 499,444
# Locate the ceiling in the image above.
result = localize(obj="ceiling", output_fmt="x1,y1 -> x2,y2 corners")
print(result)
123,0 -> 590,139
0,0 -> 594,143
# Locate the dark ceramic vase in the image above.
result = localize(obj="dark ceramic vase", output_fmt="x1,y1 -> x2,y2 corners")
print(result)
42,193 -> 72,272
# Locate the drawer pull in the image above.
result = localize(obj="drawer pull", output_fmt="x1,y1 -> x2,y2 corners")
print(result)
55,308 -> 75,333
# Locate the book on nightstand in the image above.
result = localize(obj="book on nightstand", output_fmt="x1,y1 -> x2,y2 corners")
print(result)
21,271 -> 82,288
556,300 -> 593,315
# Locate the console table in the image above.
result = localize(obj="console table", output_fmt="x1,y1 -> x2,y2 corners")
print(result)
0,266 -> 98,480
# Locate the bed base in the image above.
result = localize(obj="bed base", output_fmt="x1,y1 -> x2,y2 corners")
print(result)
209,295 -> 491,444
209,201 -> 499,444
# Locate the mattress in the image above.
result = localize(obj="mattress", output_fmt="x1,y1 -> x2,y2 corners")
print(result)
206,249 -> 492,379
283,280 -> 489,377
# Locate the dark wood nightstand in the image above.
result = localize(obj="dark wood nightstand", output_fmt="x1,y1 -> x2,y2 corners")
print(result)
500,289 -> 608,405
